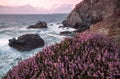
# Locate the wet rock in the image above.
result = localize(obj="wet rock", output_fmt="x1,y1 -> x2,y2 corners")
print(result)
27,21 -> 47,29
60,31 -> 74,36
60,31 -> 71,35
9,34 -> 44,52
58,26 -> 64,28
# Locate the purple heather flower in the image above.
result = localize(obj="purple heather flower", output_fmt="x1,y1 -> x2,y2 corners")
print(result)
3,32 -> 120,79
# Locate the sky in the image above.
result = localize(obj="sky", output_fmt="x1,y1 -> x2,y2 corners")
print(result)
0,0 -> 82,14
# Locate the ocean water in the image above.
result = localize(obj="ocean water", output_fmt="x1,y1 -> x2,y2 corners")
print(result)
0,14 -> 75,77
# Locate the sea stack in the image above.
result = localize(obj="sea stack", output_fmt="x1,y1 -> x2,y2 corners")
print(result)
27,21 -> 47,29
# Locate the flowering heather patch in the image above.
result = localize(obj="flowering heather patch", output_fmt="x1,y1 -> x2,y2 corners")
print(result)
3,32 -> 120,79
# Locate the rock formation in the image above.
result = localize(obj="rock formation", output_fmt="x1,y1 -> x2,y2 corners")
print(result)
63,0 -> 120,29
63,0 -> 120,45
9,34 -> 44,51
27,21 -> 47,29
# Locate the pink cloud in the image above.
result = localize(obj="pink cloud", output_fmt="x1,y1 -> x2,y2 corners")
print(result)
0,0 -> 83,14
51,4 -> 73,13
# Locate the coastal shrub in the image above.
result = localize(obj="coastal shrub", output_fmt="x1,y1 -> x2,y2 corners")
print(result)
3,32 -> 120,79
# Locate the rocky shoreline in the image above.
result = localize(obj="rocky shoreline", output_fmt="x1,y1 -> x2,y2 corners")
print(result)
8,21 -> 74,52
8,21 -> 47,52
62,0 -> 120,46
3,0 -> 120,78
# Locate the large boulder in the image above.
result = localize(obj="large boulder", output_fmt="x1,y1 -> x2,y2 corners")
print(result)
27,21 -> 47,29
63,0 -> 120,29
9,34 -> 44,52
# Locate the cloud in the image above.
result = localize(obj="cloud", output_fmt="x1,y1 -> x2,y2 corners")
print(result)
0,5 -> 48,14
0,4 -> 73,14
51,4 -> 73,13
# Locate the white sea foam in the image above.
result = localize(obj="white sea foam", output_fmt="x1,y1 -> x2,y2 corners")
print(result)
47,34 -> 66,40
48,24 -> 76,34
0,38 -> 9,46
0,14 -> 69,78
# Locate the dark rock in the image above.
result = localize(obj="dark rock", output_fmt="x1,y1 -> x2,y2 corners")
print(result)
62,20 -> 67,27
60,31 -> 75,37
27,21 -> 47,29
9,34 -> 44,52
73,23 -> 80,29
60,31 -> 72,35
56,23 -> 60,25
58,26 -> 64,28
73,23 -> 88,29
63,0 -> 120,30
50,24 -> 53,26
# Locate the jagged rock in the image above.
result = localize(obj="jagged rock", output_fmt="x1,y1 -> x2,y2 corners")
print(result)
27,21 -> 47,29
63,0 -> 120,45
9,34 -> 44,52
63,0 -> 120,30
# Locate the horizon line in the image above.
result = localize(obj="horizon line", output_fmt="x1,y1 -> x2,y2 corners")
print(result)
0,13 -> 69,15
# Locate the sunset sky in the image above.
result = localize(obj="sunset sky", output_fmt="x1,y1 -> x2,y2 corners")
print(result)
0,0 -> 82,14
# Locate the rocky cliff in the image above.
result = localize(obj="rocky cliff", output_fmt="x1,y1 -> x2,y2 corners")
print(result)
90,14 -> 120,46
63,0 -> 120,45
63,0 -> 120,29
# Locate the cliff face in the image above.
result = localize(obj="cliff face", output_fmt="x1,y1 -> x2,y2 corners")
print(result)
63,0 -> 120,45
63,0 -> 120,29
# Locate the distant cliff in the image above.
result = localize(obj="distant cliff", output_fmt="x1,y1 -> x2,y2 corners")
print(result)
63,0 -> 120,29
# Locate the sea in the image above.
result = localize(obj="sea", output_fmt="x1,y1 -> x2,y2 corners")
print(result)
0,14 -> 75,78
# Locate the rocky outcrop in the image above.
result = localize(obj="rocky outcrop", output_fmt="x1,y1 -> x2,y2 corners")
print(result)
63,0 -> 120,29
62,11 -> 83,29
9,34 -> 44,52
63,0 -> 120,45
90,16 -> 120,46
27,21 -> 47,29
